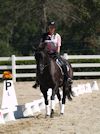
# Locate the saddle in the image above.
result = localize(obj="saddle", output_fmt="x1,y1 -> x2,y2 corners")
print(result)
56,58 -> 69,72
49,53 -> 69,79
56,59 -> 64,75
56,57 -> 70,81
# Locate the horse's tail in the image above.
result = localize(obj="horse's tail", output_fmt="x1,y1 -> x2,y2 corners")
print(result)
64,82 -> 74,101
68,84 -> 74,97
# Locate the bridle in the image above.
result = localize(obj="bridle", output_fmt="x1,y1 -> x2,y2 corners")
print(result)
36,50 -> 50,74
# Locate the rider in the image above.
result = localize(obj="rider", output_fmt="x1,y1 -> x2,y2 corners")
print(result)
33,21 -> 72,88
39,21 -> 61,53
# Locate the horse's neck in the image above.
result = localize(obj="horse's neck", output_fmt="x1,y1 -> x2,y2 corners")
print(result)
50,58 -> 57,72
43,53 -> 50,65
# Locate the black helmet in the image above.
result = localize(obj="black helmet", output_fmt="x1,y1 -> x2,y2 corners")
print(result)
48,21 -> 56,27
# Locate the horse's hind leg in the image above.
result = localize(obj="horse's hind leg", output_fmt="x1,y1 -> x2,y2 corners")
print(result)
57,89 -> 62,114
60,86 -> 67,115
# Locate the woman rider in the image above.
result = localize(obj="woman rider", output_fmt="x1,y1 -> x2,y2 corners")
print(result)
33,21 -> 72,88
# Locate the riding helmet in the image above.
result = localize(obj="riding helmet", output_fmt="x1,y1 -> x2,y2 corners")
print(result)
48,21 -> 56,27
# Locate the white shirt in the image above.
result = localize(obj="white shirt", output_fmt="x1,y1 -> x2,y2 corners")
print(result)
45,33 -> 61,48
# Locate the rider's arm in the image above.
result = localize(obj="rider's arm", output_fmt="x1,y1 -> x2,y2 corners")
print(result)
57,34 -> 61,53
57,46 -> 60,53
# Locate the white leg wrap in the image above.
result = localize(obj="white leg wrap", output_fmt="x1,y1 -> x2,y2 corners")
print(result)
47,88 -> 52,107
46,105 -> 50,116
47,88 -> 52,100
60,104 -> 65,114
51,100 -> 55,110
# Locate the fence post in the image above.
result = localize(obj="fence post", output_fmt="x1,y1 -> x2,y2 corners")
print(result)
63,53 -> 69,60
12,55 -> 16,82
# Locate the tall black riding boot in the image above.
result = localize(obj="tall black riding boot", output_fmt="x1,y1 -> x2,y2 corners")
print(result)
61,64 -> 73,85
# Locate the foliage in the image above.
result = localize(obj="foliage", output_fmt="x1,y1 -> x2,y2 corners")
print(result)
0,0 -> 100,56
0,40 -> 16,57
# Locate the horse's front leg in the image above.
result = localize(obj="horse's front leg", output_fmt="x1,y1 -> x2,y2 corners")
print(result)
40,86 -> 51,117
43,91 -> 51,117
50,85 -> 58,118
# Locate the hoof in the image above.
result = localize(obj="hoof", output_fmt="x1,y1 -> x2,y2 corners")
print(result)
50,114 -> 54,118
45,115 -> 50,118
68,96 -> 72,101
60,113 -> 64,115
50,109 -> 54,118
32,83 -> 38,88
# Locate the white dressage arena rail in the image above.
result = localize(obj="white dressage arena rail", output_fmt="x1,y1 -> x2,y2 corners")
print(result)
0,80 -> 45,124
0,54 -> 100,82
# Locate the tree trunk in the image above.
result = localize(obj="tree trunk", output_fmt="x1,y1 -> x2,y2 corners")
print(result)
41,0 -> 47,33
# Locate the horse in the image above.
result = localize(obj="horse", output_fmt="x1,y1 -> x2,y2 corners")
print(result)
34,44 -> 74,117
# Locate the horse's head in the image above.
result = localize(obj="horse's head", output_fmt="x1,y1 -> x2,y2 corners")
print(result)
34,45 -> 50,74
34,42 -> 51,63
35,49 -> 47,63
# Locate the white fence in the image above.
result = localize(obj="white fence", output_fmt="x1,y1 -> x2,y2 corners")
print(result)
0,55 -> 100,82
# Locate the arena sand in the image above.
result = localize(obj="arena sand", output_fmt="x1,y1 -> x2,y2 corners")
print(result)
0,79 -> 100,134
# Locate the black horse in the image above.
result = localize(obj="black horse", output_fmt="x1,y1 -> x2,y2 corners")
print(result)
34,44 -> 73,117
